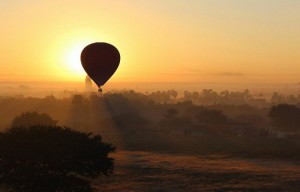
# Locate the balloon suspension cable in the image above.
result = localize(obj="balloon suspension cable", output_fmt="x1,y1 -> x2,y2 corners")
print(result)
98,87 -> 103,93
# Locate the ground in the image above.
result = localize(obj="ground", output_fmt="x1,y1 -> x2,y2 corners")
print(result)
94,151 -> 300,192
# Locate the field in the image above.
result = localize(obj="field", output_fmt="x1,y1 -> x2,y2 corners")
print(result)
94,151 -> 300,192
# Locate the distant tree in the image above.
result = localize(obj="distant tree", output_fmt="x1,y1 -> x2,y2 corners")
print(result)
72,94 -> 85,105
159,108 -> 192,135
196,109 -> 228,125
269,104 -> 300,132
11,111 -> 57,127
200,89 -> 218,105
271,92 -> 285,104
164,108 -> 178,119
43,95 -> 56,102
0,125 -> 115,192
191,92 -> 200,102
236,114 -> 266,127
167,90 -> 178,99
183,91 -> 192,101
286,94 -> 298,104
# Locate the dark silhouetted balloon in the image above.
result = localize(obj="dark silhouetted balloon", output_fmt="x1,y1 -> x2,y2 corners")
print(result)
81,42 -> 120,91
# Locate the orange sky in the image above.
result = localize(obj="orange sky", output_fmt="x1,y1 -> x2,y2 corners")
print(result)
0,0 -> 300,84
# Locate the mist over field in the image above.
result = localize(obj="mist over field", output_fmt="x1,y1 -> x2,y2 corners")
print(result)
1,81 -> 300,98
1,81 -> 300,191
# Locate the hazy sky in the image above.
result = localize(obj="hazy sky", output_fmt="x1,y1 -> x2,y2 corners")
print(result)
1,0 -> 299,83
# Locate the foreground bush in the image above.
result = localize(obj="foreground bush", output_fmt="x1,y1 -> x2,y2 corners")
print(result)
0,125 -> 115,192
11,111 -> 58,127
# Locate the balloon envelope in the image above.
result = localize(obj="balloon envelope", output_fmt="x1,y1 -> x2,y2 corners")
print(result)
80,42 -> 120,87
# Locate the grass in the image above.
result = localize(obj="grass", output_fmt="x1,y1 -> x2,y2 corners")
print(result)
93,150 -> 300,192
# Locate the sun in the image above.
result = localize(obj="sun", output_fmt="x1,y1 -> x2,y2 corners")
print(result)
65,45 -> 86,77
58,31 -> 118,81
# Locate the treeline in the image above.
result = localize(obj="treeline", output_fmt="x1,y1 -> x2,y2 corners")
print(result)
1,90 -> 300,158
134,89 -> 300,107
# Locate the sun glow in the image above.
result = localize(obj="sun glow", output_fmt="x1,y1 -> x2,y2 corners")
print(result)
51,29 -> 123,82
64,45 -> 86,77
57,31 -> 114,81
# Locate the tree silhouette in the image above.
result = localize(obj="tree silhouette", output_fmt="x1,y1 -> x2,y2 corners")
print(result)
271,92 -> 285,104
269,104 -> 300,132
0,125 -> 115,192
11,111 -> 58,127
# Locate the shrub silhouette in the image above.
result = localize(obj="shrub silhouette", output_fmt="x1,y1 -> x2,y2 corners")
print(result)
11,111 -> 58,127
0,125 -> 115,192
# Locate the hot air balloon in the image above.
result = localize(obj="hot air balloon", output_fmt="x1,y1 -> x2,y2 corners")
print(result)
81,42 -> 120,92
